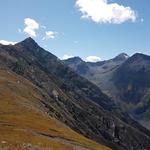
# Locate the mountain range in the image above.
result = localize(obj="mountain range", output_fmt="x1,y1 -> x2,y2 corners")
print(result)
0,38 -> 150,150
64,52 -> 150,130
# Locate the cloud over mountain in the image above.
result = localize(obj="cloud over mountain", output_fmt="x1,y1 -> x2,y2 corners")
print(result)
42,31 -> 57,40
76,0 -> 136,24
62,54 -> 74,60
0,40 -> 17,45
23,18 -> 40,37
86,56 -> 101,62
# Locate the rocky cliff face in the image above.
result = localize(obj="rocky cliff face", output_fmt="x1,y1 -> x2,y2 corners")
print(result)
0,38 -> 150,150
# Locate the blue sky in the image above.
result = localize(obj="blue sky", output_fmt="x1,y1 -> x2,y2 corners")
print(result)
0,0 -> 150,61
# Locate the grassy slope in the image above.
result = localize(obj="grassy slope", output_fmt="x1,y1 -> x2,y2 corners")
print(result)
0,68 -> 110,150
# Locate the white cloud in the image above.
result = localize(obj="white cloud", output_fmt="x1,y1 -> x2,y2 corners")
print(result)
42,31 -> 57,40
76,0 -> 136,24
62,54 -> 74,60
22,18 -> 58,40
86,56 -> 101,62
0,40 -> 17,45
23,18 -> 39,37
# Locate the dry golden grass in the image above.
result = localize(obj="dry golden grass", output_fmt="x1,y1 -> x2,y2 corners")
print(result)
0,69 -> 111,150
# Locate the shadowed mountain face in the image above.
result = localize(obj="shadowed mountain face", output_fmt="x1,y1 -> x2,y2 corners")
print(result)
113,53 -> 150,129
0,38 -> 150,150
114,53 -> 150,104
64,53 -> 150,130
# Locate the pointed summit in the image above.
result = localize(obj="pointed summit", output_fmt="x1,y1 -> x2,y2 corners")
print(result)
24,37 -> 35,42
15,37 -> 42,55
22,37 -> 36,43
15,37 -> 57,61
65,56 -> 84,63
113,53 -> 129,61
16,37 -> 38,48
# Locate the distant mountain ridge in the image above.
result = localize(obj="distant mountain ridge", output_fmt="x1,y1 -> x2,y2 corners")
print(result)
64,52 -> 150,130
64,53 -> 129,98
0,38 -> 150,150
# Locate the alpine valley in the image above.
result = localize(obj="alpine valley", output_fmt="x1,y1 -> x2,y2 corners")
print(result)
64,53 -> 150,131
0,38 -> 150,150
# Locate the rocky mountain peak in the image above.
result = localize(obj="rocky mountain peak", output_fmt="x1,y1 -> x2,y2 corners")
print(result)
65,57 -> 84,64
131,53 -> 150,60
67,56 -> 83,62
16,37 -> 39,49
19,37 -> 37,44
113,53 -> 129,61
